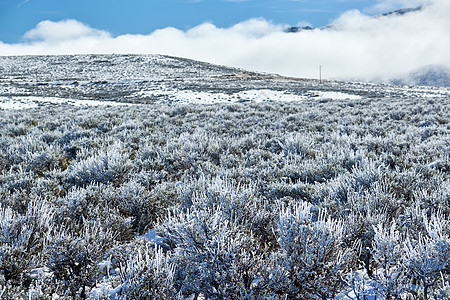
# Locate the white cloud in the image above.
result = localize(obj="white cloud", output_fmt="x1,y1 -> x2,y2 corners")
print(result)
1,0 -> 448,83
23,19 -> 111,43
17,0 -> 30,8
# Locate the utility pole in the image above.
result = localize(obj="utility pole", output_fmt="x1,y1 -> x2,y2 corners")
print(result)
9,64 -> 12,99
35,71 -> 39,96
319,65 -> 322,84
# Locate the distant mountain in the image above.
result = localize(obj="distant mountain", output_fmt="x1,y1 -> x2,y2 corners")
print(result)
391,65 -> 450,87
284,26 -> 314,33
284,6 -> 423,33
381,6 -> 423,17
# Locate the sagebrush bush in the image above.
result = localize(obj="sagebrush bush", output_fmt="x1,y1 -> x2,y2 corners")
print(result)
0,60 -> 448,298
0,199 -> 54,292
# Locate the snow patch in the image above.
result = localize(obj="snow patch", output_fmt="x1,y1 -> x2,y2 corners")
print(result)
135,88 -> 365,104
335,270 -> 378,300
237,89 -> 306,102
143,228 -> 165,245
90,281 -> 122,300
309,90 -> 362,100
29,267 -> 52,280
0,96 -> 134,110
136,89 -> 307,104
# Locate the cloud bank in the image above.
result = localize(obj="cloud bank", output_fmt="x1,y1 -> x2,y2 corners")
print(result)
1,0 -> 448,82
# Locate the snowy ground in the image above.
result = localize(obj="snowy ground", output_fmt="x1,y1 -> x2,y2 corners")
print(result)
0,89 -> 364,109
1,54 -> 448,110
0,96 -> 134,109
0,54 -> 448,299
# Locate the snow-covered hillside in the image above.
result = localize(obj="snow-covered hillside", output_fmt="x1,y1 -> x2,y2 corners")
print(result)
1,54 -> 448,109
392,65 -> 450,87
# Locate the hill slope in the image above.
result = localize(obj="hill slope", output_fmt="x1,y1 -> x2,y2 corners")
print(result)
1,54 -> 448,109
392,65 -> 450,87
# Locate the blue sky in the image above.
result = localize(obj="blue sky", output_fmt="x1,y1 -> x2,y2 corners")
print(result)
2,0 -> 385,43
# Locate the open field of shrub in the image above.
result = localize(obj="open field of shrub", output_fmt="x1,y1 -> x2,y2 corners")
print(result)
0,90 -> 448,299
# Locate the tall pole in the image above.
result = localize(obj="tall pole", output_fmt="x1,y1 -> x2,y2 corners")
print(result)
35,71 -> 39,96
9,64 -> 12,99
319,65 -> 322,84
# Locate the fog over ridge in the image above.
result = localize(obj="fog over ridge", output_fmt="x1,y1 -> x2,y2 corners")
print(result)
0,0 -> 448,83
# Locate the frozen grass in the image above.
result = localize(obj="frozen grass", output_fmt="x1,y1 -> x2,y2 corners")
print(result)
0,54 -> 448,299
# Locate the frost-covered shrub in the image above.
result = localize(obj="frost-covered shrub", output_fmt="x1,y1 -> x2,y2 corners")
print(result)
166,211 -> 262,298
26,145 -> 66,176
268,201 -> 355,299
45,220 -> 117,299
110,179 -> 177,234
402,212 -> 449,299
65,145 -> 132,188
0,199 -> 54,288
372,222 -> 406,298
0,168 -> 36,207
111,242 -> 177,299
0,65 -> 448,298
434,280 -> 450,300
158,178 -> 271,298
54,184 -> 134,240
339,209 -> 379,279
59,130 -> 92,147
